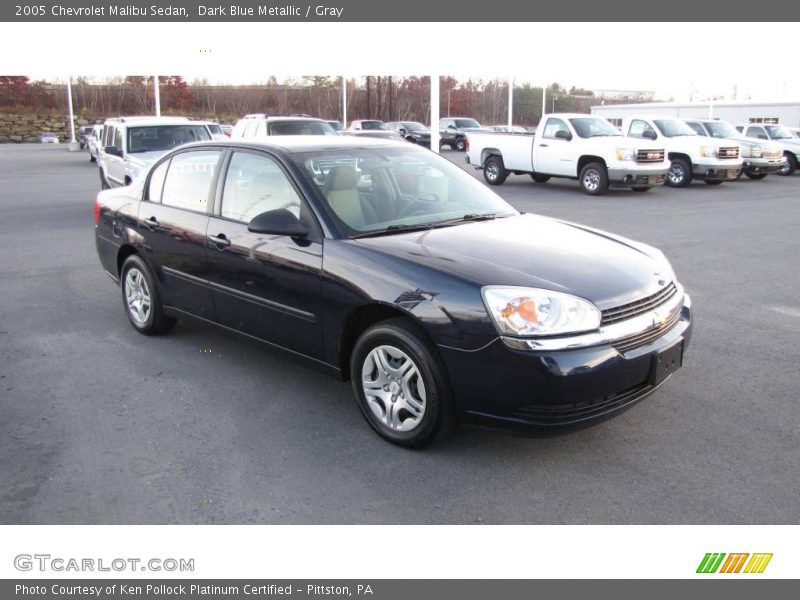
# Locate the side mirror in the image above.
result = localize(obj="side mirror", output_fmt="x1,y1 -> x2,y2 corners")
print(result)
105,146 -> 121,157
554,129 -> 572,141
399,128 -> 407,135
248,209 -> 309,238
447,124 -> 457,131
642,130 -> 657,141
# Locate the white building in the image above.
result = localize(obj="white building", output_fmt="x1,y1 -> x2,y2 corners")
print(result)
591,100 -> 800,128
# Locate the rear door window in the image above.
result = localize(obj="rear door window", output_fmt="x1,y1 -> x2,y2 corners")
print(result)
161,150 -> 221,213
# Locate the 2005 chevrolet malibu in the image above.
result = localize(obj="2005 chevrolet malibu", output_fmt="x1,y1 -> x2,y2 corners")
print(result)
94,136 -> 692,447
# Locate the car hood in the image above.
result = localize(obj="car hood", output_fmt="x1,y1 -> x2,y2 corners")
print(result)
353,213 -> 673,310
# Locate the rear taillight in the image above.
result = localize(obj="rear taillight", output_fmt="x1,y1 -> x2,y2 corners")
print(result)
93,199 -> 101,224
466,137 -> 470,152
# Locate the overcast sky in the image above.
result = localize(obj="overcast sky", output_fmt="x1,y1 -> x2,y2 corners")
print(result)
5,22 -> 799,102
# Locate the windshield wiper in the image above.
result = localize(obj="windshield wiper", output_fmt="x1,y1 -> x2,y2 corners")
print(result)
349,213 -> 500,239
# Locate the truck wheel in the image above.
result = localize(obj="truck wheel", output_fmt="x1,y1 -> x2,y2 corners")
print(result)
454,137 -> 466,152
579,162 -> 608,196
778,153 -> 797,176
631,186 -> 651,192
704,180 -> 724,185
745,172 -> 767,180
666,158 -> 692,187
483,156 -> 508,185
531,173 -> 550,183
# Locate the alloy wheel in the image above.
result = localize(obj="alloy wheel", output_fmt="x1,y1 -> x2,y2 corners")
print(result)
124,267 -> 152,326
582,168 -> 601,192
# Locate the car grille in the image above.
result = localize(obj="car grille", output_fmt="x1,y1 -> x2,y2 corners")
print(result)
612,310 -> 682,354
636,149 -> 665,162
512,382 -> 652,424
763,149 -> 782,159
600,282 -> 678,326
718,146 -> 740,159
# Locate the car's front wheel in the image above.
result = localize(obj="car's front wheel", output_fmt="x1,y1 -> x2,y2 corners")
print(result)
350,319 -> 453,448
777,153 -> 797,176
579,162 -> 609,195
120,255 -> 176,335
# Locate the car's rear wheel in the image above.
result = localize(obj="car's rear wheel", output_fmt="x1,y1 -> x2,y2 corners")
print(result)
350,319 -> 453,448
531,173 -> 550,183
778,153 -> 797,176
454,137 -> 466,152
666,158 -> 692,187
483,156 -> 508,185
579,162 -> 609,195
745,172 -> 767,180
120,255 -> 175,335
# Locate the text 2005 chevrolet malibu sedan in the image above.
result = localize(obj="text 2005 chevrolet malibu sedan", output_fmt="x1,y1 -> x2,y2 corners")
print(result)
94,136 -> 692,447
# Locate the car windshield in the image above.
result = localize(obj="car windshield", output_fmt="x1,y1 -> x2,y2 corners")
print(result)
703,121 -> 739,139
569,117 -> 622,138
328,121 -> 344,131
765,125 -> 794,140
293,146 -> 517,237
268,120 -> 337,135
402,122 -> 429,132
454,119 -> 480,128
127,125 -> 211,153
653,119 -> 697,137
360,121 -> 386,130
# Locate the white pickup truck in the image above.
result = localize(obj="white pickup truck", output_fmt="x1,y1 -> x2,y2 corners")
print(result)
622,116 -> 743,187
465,113 -> 669,195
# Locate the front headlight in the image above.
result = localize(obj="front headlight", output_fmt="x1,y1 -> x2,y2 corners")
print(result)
615,148 -> 635,161
699,146 -> 717,158
481,286 -> 601,337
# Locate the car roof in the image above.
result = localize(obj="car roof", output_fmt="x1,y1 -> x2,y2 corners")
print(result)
240,115 -> 325,122
104,116 -> 193,125
180,135 -> 411,154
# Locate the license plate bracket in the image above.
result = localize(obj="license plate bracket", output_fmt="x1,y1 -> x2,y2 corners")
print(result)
650,339 -> 684,386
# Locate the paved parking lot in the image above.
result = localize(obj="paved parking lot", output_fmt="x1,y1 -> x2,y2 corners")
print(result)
1,144 -> 798,524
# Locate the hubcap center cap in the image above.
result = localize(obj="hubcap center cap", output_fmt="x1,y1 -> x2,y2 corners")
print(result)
389,381 -> 401,396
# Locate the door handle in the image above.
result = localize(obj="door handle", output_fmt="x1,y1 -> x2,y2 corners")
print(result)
143,216 -> 159,230
539,144 -> 549,147
208,233 -> 231,249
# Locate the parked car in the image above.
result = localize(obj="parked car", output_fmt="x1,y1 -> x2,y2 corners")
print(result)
231,114 -> 337,138
93,136 -> 692,447
341,129 -> 405,142
327,120 -> 345,132
78,126 -> 94,149
197,121 -> 227,141
466,114 -> 670,195
734,123 -> 800,176
87,124 -> 104,162
683,119 -> 786,179
623,116 -> 743,186
347,119 -> 387,131
439,117 -> 491,151
40,132 -> 59,144
98,116 -> 212,188
385,121 -> 431,147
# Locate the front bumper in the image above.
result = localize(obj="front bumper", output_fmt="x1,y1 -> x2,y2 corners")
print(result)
692,161 -> 742,181
743,156 -> 786,174
439,294 -> 693,432
607,166 -> 669,187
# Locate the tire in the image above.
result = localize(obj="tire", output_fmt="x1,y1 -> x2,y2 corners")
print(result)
454,137 -> 466,152
483,156 -> 508,185
120,255 -> 176,336
531,173 -> 550,183
350,318 -> 454,448
631,186 -> 651,192
704,180 -> 724,185
666,158 -> 692,187
745,172 -> 767,180
89,153 -> 96,163
578,162 -> 609,196
777,153 -> 797,176
99,168 -> 110,190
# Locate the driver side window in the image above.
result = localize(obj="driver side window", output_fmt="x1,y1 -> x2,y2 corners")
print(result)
543,118 -> 569,139
629,119 -> 656,139
221,152 -> 302,223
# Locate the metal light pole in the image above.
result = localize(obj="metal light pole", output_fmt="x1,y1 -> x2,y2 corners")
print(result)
154,75 -> 161,116
431,75 -> 440,154
66,76 -> 79,151
342,75 -> 347,128
541,85 -> 546,120
508,78 -> 513,129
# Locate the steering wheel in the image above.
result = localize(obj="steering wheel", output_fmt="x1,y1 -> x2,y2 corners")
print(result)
397,193 -> 440,219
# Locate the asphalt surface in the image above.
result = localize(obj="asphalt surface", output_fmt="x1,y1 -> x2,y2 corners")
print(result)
1,144 -> 798,524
